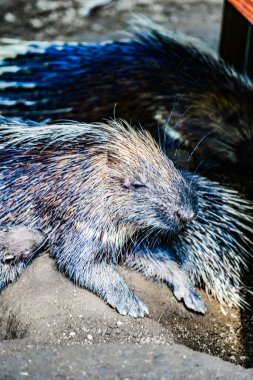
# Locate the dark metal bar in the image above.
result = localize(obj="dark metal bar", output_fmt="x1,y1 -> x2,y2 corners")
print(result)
219,1 -> 250,74
220,1 -> 250,72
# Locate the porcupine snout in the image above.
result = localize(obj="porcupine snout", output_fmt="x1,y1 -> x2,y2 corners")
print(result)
172,177 -> 198,229
174,208 -> 195,225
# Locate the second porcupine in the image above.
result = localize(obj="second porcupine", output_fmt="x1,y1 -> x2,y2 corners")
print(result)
0,17 -> 252,172
0,117 -> 252,314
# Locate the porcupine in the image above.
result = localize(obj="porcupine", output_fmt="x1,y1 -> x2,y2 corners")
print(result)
0,18 -> 252,172
0,117 -> 252,314
0,116 -> 206,317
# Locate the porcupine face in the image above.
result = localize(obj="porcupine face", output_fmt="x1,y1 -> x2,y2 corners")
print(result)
118,171 -> 197,234
103,123 -> 198,235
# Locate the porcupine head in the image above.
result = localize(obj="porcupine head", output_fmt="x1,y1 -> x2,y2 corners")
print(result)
97,121 -> 197,239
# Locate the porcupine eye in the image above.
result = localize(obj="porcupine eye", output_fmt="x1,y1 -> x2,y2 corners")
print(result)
132,181 -> 146,190
1,255 -> 15,264
122,179 -> 147,191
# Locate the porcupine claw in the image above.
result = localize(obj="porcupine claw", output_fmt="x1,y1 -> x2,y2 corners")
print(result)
108,290 -> 149,318
173,285 -> 206,314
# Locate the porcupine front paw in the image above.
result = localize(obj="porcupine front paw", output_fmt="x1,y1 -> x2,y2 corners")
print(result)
61,258 -> 150,318
106,288 -> 149,318
124,245 -> 206,315
173,284 -> 206,314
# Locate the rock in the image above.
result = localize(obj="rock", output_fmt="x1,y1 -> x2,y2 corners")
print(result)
0,341 -> 253,379
0,255 -> 252,366
0,255 -> 173,345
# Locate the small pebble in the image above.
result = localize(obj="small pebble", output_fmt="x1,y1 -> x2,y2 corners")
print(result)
4,13 -> 16,23
30,18 -> 44,29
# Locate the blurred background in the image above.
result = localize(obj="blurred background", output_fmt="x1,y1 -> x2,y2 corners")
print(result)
0,0 -> 222,49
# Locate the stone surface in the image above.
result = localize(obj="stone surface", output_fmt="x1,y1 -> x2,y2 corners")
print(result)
1,341 -> 253,380
0,255 -> 252,368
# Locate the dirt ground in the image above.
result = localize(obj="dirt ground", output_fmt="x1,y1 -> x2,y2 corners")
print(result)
0,0 -> 253,378
1,255 -> 253,377
0,0 -> 222,48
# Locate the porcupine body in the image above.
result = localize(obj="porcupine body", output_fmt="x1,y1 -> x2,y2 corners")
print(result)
0,19 -> 252,171
0,117 -> 252,313
0,116 -> 206,317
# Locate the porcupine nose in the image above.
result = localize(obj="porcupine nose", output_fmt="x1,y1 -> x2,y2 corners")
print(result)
175,209 -> 195,224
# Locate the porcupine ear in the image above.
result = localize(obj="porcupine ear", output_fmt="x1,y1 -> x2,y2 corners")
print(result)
106,151 -> 119,168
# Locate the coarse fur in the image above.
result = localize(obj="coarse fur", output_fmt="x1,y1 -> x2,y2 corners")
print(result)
0,18 -> 252,171
174,173 -> 253,308
0,117 -> 204,317
0,117 -> 252,313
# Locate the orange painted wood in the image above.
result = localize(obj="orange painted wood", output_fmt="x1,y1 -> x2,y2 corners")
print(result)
229,0 -> 253,24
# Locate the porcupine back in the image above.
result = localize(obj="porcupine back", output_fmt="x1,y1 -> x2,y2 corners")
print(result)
0,19 -> 253,171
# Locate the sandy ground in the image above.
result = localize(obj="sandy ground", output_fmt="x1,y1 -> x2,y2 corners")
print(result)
0,0 -> 253,378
